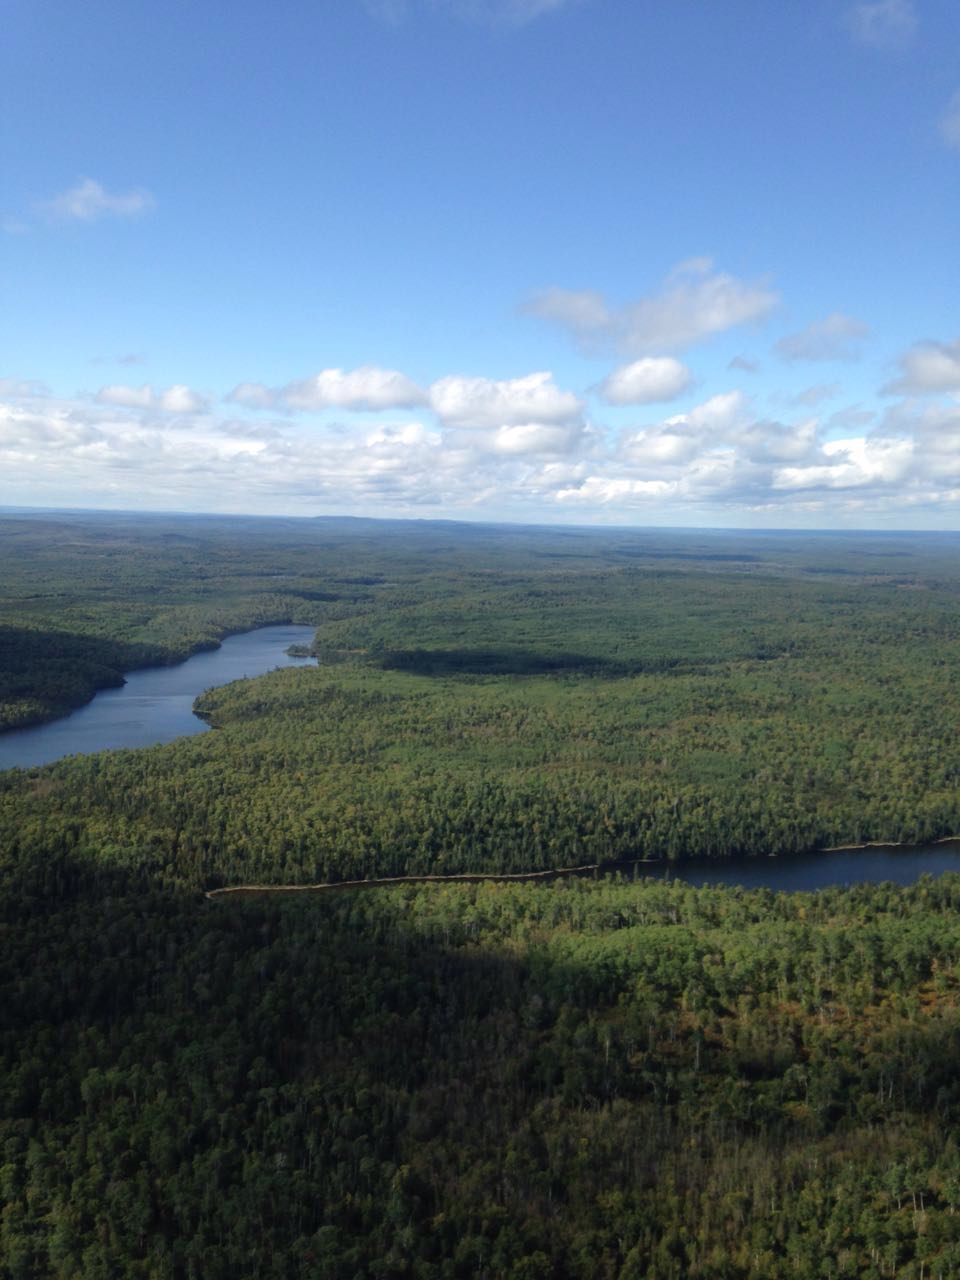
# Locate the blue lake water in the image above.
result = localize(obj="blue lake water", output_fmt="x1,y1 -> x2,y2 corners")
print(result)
615,843 -> 960,893
0,624 -> 316,771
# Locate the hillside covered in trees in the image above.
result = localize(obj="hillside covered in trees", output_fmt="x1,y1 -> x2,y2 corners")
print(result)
4,510 -> 960,1276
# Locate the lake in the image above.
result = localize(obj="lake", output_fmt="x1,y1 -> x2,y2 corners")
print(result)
617,842 -> 960,893
0,624 -> 317,771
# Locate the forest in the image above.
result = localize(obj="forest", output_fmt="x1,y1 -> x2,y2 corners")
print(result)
4,509 -> 960,1276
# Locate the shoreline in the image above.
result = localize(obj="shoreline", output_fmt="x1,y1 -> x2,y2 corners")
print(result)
206,862 -> 607,898
821,835 -> 960,852
206,839 -> 960,899
0,616 -> 309,744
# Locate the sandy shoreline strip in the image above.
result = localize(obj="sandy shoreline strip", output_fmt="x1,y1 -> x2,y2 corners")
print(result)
206,862 -> 606,899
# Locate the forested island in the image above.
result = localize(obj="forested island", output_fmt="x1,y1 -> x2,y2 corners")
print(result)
4,510 -> 960,1276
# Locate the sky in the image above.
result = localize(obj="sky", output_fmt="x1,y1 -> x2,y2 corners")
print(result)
2,0 -> 960,528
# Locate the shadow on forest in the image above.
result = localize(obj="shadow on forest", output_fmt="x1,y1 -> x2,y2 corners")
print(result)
0,625 -> 180,727
0,842 -> 605,1114
0,624 -> 170,677
6,840 -> 960,1274
376,646 -> 687,678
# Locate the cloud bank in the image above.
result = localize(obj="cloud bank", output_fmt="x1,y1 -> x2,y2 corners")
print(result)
5,355 -> 960,524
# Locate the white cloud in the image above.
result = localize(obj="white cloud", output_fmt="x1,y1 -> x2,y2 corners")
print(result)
228,366 -> 427,413
619,392 -> 750,470
598,357 -> 692,406
775,313 -> 869,362
0,378 -> 48,398
43,177 -> 155,222
548,389 -> 960,514
529,259 -> 778,355
828,406 -> 876,432
939,91 -> 960,150
883,340 -> 960,395
160,385 -> 209,413
284,366 -> 426,412
7,375 -> 960,523
96,385 -> 155,410
791,383 -> 840,407
429,371 -> 582,429
846,0 -> 916,48
491,423 -> 584,455
227,382 -> 278,411
556,476 -> 672,504
364,421 -> 439,448
735,418 -> 819,464
678,389 -> 748,434
773,437 -> 915,492
95,384 -> 210,413
728,355 -> 760,374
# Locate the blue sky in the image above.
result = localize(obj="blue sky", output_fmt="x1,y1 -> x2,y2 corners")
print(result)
2,0 -> 960,526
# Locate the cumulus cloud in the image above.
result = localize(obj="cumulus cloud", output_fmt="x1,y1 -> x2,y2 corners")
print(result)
95,384 -> 210,413
227,382 -> 278,411
773,437 -> 914,493
775,313 -> 869,362
846,0 -> 916,48
551,388 -> 960,517
529,259 -> 778,355
285,367 -> 426,412
491,423 -> 585,455
43,178 -> 155,222
939,91 -> 960,150
228,366 -> 427,413
728,355 -> 759,374
883,339 -> 960,395
619,392 -> 750,470
7,373 -> 960,522
598,357 -> 692,406
429,371 -> 582,429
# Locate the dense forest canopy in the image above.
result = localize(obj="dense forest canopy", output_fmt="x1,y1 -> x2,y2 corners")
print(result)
3,511 -> 960,877
4,510 -> 960,1276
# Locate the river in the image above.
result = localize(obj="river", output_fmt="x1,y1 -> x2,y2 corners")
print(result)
3,625 -> 959,893
0,624 -> 317,771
